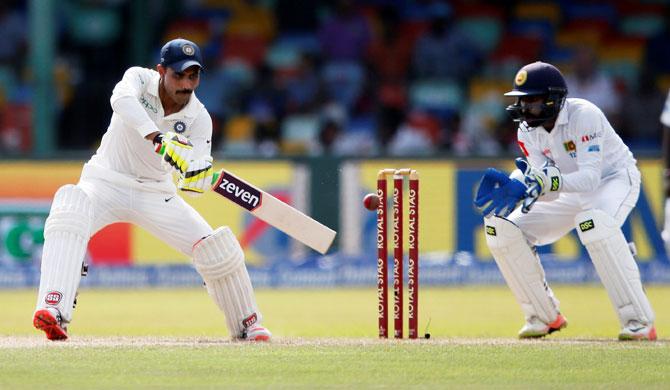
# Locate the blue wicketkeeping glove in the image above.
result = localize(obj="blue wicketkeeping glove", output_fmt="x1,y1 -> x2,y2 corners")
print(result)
474,168 -> 528,218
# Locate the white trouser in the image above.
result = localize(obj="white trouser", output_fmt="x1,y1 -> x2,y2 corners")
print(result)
78,176 -> 213,256
507,166 -> 639,245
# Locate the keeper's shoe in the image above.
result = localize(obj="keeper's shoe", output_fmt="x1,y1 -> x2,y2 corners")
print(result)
240,324 -> 272,342
518,314 -> 567,339
618,321 -> 657,341
33,308 -> 68,341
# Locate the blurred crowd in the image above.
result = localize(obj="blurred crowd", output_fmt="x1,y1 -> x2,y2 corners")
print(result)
1,0 -> 670,157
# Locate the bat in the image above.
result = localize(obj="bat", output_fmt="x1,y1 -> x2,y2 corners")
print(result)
157,143 -> 337,254
210,169 -> 337,254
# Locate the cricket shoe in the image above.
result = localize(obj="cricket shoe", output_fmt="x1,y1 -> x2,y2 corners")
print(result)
33,308 -> 68,341
240,324 -> 272,342
618,321 -> 657,341
518,314 -> 567,339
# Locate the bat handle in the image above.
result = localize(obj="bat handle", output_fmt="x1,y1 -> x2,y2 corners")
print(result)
156,141 -> 219,185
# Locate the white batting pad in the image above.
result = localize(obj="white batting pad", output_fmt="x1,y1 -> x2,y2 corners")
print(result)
575,209 -> 655,326
484,216 -> 560,324
35,185 -> 93,324
192,226 -> 261,338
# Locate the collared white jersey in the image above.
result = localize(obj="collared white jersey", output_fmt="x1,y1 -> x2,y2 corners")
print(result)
517,98 -> 635,193
660,89 -> 670,127
84,66 -> 212,191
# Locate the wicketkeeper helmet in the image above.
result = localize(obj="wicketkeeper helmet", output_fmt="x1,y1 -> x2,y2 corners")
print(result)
504,61 -> 568,128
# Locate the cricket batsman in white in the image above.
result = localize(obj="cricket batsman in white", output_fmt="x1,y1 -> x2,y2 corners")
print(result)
474,61 -> 657,340
33,38 -> 271,342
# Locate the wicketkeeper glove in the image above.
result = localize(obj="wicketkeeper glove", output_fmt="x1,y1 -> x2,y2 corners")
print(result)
155,131 -> 193,175
178,155 -> 214,197
514,158 -> 562,213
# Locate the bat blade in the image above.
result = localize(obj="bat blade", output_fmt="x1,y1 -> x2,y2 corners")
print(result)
212,169 -> 337,254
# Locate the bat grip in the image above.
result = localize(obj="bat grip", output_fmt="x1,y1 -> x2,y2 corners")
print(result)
155,140 -> 219,185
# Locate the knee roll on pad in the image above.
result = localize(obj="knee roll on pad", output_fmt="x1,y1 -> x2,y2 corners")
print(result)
45,184 -> 93,239
575,209 -> 655,326
192,226 -> 244,281
484,216 -> 560,324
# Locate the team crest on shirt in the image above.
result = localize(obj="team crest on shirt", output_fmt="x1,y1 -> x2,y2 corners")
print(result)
174,121 -> 186,133
563,140 -> 577,158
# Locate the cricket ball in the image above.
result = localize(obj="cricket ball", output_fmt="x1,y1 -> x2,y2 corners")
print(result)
363,193 -> 380,211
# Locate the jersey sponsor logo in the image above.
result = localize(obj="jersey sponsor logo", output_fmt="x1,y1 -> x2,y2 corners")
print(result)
587,145 -> 600,152
139,95 -> 158,113
215,173 -> 262,211
174,121 -> 186,133
581,132 -> 601,143
579,219 -> 595,232
485,225 -> 496,236
45,291 -> 62,305
242,312 -> 258,328
518,141 -> 529,157
550,176 -> 560,191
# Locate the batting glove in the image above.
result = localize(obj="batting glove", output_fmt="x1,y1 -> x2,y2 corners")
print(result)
156,131 -> 193,175
178,155 -> 214,197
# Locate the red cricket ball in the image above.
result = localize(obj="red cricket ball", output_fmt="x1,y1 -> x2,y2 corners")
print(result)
363,193 -> 380,211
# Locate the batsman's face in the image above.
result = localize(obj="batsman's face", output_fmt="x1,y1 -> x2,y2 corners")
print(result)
159,65 -> 201,106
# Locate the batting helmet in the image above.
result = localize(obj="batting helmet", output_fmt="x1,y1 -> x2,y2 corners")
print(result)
504,61 -> 568,128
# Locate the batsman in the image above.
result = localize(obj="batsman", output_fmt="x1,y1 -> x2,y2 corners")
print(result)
474,61 -> 656,340
32,38 -> 271,341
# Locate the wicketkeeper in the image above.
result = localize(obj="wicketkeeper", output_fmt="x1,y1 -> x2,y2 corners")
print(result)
474,61 -> 656,340
33,39 -> 271,341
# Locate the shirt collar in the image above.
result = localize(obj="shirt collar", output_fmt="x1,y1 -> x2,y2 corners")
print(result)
554,100 -> 569,127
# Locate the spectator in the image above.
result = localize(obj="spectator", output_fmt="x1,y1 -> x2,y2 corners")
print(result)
318,0 -> 372,62
387,110 -> 439,156
564,45 -> 622,130
411,2 -> 482,82
283,53 -> 322,114
620,68 -> 665,147
643,7 -> 670,78
367,5 -> 412,148
0,1 -> 26,78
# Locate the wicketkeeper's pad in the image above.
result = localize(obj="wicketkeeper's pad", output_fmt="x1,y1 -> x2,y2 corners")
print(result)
484,216 -> 561,324
575,209 -> 655,326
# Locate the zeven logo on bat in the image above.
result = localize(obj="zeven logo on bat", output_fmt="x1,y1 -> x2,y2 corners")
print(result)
214,173 -> 262,211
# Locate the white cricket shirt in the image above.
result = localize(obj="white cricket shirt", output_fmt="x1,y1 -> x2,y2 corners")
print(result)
81,67 -> 212,192
517,98 -> 636,193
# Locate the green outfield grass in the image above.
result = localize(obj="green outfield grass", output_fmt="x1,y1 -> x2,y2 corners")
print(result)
1,286 -> 670,389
